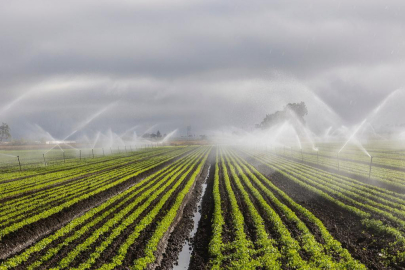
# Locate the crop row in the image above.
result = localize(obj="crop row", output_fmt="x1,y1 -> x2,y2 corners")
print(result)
246,149 -> 405,265
0,146 -> 210,269
0,146 -> 183,197
0,146 -> 193,226
281,148 -> 405,188
207,147 -> 364,269
0,146 -> 196,242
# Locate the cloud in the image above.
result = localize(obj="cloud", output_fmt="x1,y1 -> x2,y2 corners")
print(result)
0,0 -> 404,138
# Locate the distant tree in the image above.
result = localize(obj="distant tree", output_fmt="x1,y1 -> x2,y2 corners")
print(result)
259,102 -> 308,129
285,102 -> 308,124
156,130 -> 162,138
0,123 -> 11,142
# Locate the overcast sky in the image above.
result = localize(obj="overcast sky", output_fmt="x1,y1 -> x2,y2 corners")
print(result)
1,0 -> 404,139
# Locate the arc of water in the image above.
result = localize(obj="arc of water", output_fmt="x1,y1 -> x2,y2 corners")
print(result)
161,129 -> 178,143
338,119 -> 367,154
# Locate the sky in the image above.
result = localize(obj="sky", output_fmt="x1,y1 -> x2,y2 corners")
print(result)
0,0 -> 404,139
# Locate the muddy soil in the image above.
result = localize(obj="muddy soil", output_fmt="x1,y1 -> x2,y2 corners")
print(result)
156,151 -> 213,270
0,148 -> 195,260
244,154 -> 402,270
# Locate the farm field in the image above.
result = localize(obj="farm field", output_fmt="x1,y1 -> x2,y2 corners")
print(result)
1,144 -> 405,269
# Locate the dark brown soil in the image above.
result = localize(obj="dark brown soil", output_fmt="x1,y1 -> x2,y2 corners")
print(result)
156,151 -> 213,270
244,153 -> 401,270
188,156 -> 215,270
0,148 -> 195,260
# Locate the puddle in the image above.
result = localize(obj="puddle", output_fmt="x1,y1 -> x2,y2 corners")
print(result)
173,165 -> 210,270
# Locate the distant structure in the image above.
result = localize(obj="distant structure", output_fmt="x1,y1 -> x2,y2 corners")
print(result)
187,126 -> 192,137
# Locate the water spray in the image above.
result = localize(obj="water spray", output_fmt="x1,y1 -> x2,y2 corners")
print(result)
339,119 -> 368,154
337,152 -> 340,171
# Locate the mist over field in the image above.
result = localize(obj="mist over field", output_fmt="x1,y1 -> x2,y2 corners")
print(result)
1,0 -> 405,141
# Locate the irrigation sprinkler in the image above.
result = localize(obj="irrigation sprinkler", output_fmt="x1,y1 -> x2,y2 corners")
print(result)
43,154 -> 46,166
80,150 -> 82,161
63,152 -> 65,163
92,149 -> 94,158
130,146 -> 132,151
17,156 -> 22,171
125,146 -> 127,153
301,149 -> 303,162
110,147 -> 112,154
290,147 -> 292,157
102,148 -> 105,156
317,151 -> 319,164
284,146 -> 286,155
118,146 -> 120,153
369,156 -> 373,179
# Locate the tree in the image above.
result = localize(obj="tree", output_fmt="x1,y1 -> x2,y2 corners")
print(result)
0,123 -> 11,142
285,102 -> 308,124
258,102 -> 308,129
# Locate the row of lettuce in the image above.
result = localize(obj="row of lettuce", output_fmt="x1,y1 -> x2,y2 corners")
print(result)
277,147 -> 405,189
0,147 -> 195,242
208,147 -> 365,269
247,149 -> 405,266
1,146 -> 210,269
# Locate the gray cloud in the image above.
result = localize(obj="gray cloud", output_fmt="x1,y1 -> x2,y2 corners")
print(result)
0,0 -> 404,138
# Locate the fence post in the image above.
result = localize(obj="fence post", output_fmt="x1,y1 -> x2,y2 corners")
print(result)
17,156 -> 22,171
